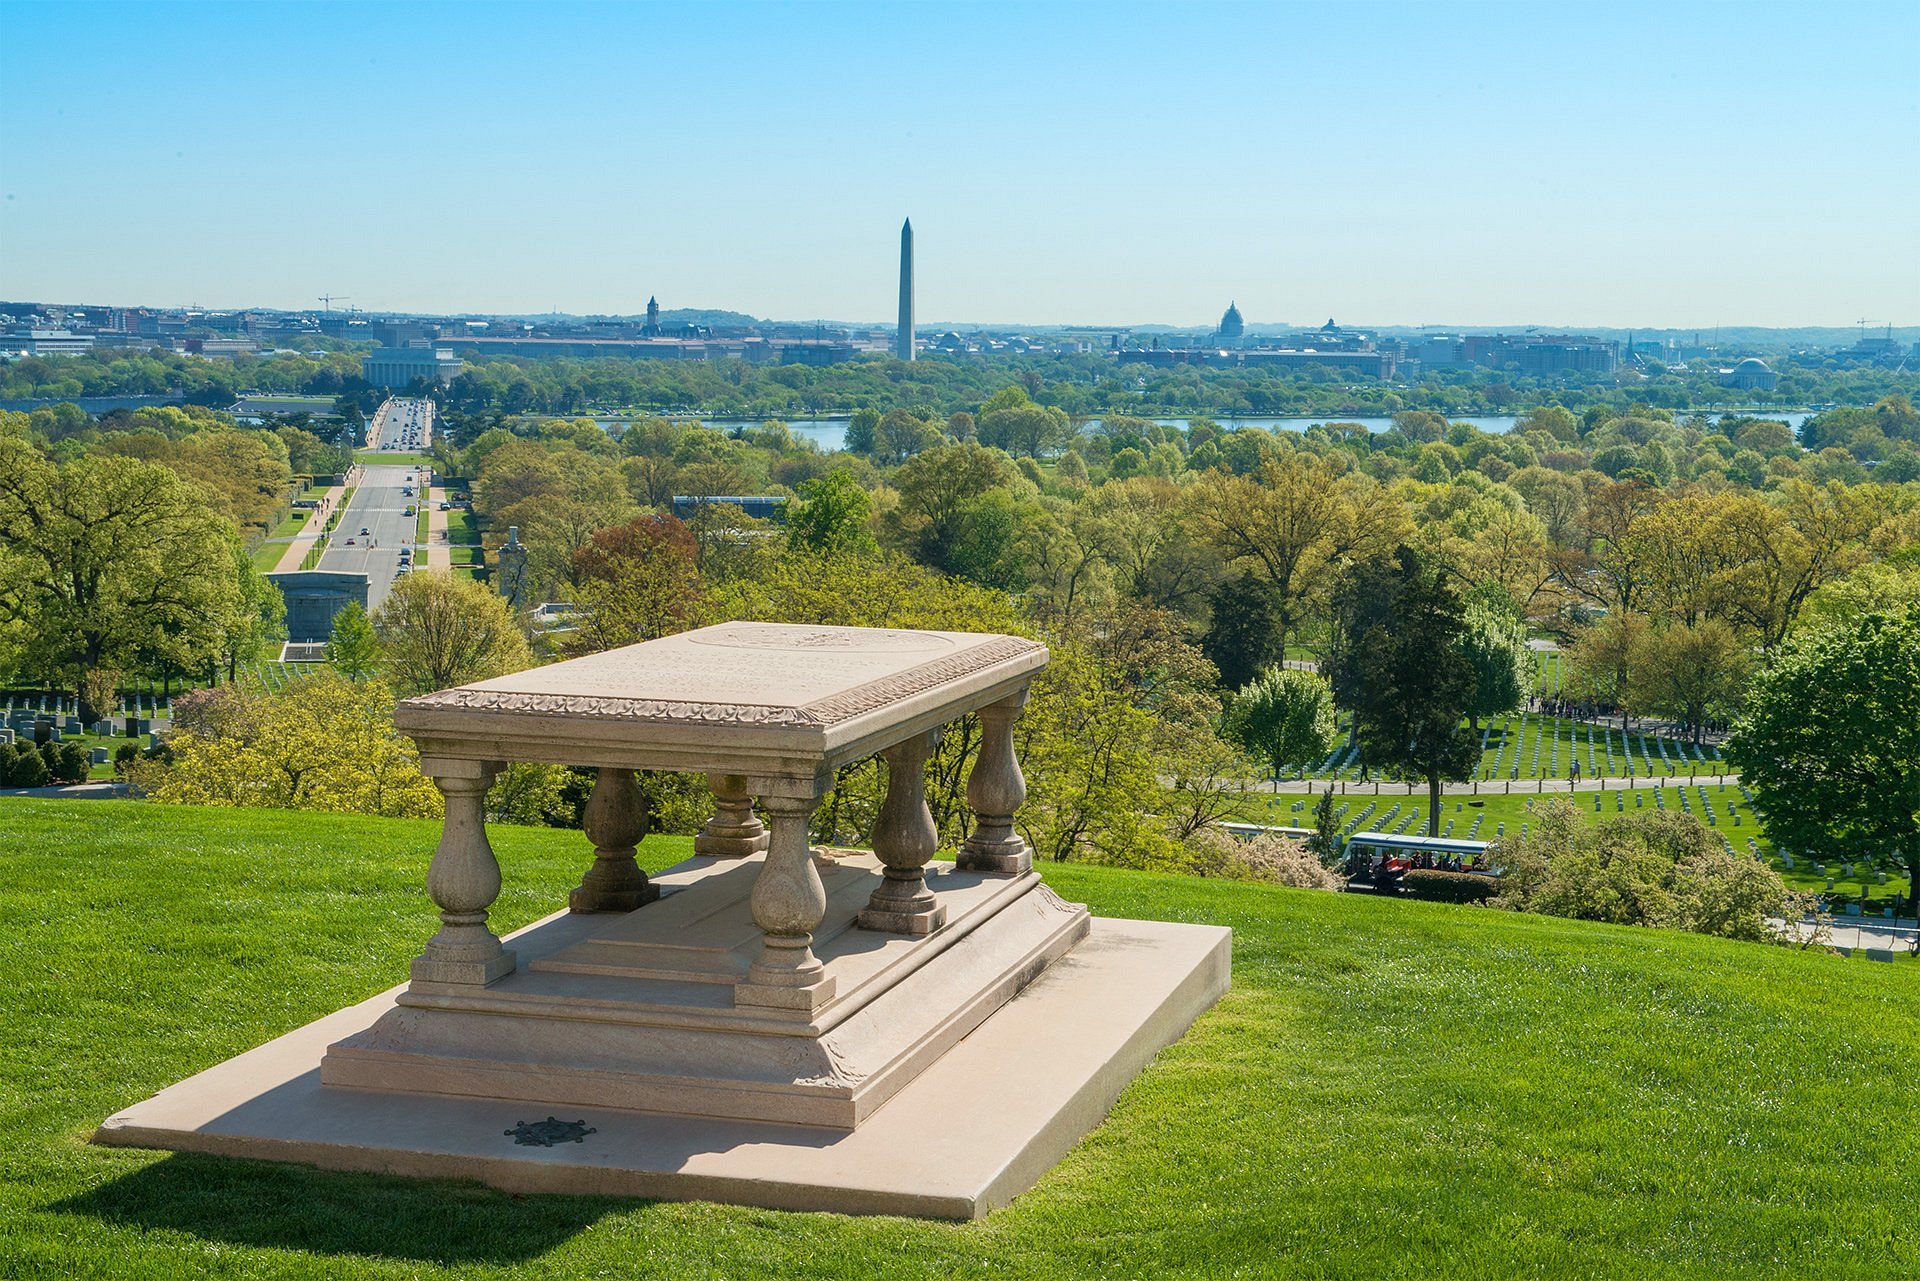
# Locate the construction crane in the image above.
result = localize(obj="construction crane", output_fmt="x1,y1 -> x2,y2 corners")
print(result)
319,294 -> 350,312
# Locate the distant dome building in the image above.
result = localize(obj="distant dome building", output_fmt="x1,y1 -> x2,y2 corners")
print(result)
1719,357 -> 1778,391
1217,301 -> 1245,343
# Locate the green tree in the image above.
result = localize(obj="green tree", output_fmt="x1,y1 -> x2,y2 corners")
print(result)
1307,788 -> 1342,868
1565,610 -> 1649,732
844,407 -> 879,455
1330,547 -> 1478,836
1459,590 -> 1531,732
566,513 -> 709,653
142,671 -> 442,818
0,440 -> 243,722
881,441 -> 1013,574
1727,605 -> 1920,913
1224,666 -> 1337,779
1201,574 -> 1282,692
220,542 -> 287,683
786,468 -> 874,556
372,572 -> 534,697
977,401 -> 1071,457
326,601 -> 380,679
1631,618 -> 1749,744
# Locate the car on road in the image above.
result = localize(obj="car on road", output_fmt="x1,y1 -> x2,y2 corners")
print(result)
345,538 -> 356,545
360,527 -> 370,535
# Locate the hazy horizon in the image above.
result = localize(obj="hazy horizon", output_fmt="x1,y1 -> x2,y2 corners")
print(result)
3,1 -> 1915,329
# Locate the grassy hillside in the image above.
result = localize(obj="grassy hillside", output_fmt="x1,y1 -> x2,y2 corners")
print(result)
0,798 -> 1913,1280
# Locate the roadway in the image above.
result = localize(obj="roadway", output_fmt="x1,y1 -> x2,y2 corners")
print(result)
316,463 -> 425,612
367,397 -> 434,450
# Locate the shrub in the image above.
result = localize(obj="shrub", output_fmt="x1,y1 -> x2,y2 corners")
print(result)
1404,869 -> 1501,904
51,741 -> 89,783
4,742 -> 51,788
1183,829 -> 1345,890
1494,801 -> 1789,942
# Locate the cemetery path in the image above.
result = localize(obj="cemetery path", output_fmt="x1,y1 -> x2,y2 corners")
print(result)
272,477 -> 349,573
426,487 -> 450,571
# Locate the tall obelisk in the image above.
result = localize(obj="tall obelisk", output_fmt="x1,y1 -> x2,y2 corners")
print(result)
895,218 -> 915,361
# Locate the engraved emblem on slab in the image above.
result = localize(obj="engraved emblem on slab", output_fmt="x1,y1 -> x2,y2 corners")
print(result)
687,623 -> 953,653
506,1117 -> 598,1146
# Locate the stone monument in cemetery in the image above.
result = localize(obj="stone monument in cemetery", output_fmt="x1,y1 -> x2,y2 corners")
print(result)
99,622 -> 1231,1218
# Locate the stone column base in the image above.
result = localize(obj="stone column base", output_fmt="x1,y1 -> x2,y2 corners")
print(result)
857,901 -> 948,935
695,829 -> 770,858
958,840 -> 1032,875
410,949 -> 516,987
734,973 -> 838,1012
569,881 -> 659,914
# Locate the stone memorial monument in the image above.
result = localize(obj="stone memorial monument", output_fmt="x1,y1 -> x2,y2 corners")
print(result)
98,622 -> 1230,1218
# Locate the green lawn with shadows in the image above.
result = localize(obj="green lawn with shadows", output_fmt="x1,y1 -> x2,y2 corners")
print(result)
1266,784 -> 1912,911
0,798 -> 1913,1279
1296,714 -> 1726,785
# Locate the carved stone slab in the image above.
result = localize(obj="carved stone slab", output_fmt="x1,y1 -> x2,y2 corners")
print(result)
394,622 -> 1048,782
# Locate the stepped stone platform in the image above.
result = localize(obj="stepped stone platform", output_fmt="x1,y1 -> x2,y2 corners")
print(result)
94,622 -> 1230,1217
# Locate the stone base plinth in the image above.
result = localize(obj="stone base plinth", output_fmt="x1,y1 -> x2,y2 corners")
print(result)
409,949 -> 516,987
94,916 -> 1229,1219
856,901 -> 948,934
322,852 -> 1088,1128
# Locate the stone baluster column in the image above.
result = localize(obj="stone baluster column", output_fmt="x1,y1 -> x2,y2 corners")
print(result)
736,793 -> 837,1013
859,729 -> 948,934
696,772 -> 770,858
959,690 -> 1034,874
411,759 -> 515,986
570,767 -> 658,912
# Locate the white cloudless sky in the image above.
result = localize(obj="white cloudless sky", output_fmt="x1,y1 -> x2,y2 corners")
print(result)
2,0 -> 1915,328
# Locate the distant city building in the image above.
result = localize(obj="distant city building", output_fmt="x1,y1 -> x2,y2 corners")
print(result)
1118,345 -> 1396,377
183,337 -> 258,358
1217,302 -> 1245,343
896,218 -> 916,361
230,394 -> 342,424
443,335 -> 852,364
10,329 -> 96,356
1718,357 -> 1779,391
1836,326 -> 1908,366
362,345 -> 463,388
643,296 -> 662,337
1402,333 -> 1617,375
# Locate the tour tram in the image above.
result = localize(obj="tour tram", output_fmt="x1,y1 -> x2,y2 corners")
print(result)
1344,831 -> 1495,881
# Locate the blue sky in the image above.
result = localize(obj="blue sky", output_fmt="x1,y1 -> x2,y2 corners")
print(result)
2,0 -> 1915,327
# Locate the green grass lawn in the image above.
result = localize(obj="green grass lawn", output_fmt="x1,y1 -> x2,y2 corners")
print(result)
268,509 -> 312,540
444,509 -> 477,544
448,545 -> 482,566
247,539 -> 287,573
0,798 -> 1914,1279
1264,784 -> 1912,910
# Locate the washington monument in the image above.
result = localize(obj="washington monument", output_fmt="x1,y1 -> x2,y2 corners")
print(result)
896,217 -> 915,361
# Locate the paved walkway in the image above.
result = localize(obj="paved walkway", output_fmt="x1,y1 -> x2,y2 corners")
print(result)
426,487 -> 450,571
1777,916 -> 1917,956
0,782 -> 132,800
271,472 -> 355,573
